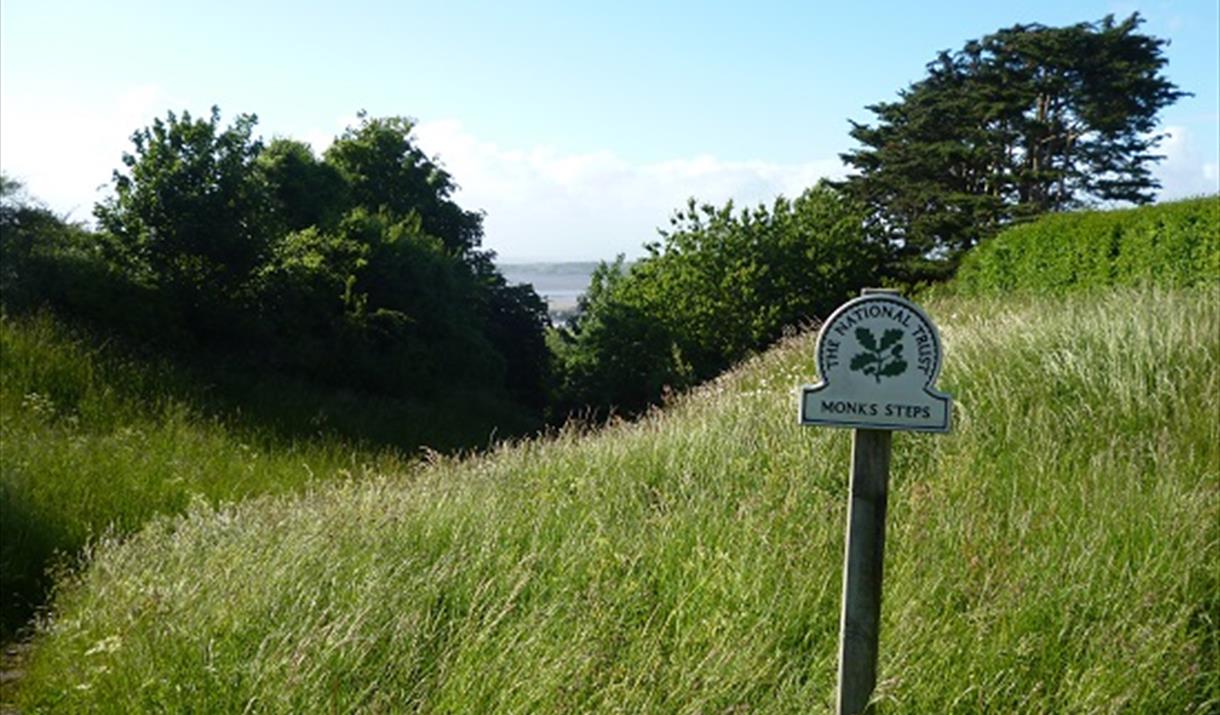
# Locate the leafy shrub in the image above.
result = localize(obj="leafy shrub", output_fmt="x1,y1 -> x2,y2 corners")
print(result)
552,184 -> 878,415
94,108 -> 273,299
954,196 -> 1219,294
3,108 -> 552,411
549,258 -> 691,414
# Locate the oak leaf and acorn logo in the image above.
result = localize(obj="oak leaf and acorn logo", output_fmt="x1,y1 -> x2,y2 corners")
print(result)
850,327 -> 907,383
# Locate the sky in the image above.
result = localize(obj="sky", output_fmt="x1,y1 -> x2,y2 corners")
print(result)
2,1 -> 1217,261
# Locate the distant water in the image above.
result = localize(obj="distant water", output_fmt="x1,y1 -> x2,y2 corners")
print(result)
499,262 -> 600,321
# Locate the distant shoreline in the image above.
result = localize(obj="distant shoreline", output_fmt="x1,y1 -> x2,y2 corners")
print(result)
498,262 -> 600,323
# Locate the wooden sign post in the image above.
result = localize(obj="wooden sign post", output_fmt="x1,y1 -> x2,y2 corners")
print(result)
797,289 -> 952,715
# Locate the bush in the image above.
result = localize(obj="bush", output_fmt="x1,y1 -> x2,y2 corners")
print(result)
552,184 -> 878,415
4,109 -> 553,411
94,108 -> 273,299
953,196 -> 1220,294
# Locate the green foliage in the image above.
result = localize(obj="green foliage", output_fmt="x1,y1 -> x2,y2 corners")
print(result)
15,288 -> 1217,712
2,177 -> 84,303
549,257 -> 689,414
2,176 -> 178,349
6,109 -> 551,409
953,196 -> 1220,294
840,14 -> 1188,285
552,184 -> 877,415
329,209 -> 511,394
467,251 -> 552,409
325,113 -> 483,255
94,107 -> 273,296
258,138 -> 349,234
1,120 -> 554,635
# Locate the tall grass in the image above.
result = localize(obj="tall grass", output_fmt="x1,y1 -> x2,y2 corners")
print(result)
15,288 -> 1220,712
0,313 -> 533,635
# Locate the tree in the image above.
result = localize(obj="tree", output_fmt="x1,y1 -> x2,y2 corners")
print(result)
552,184 -> 876,416
549,257 -> 687,416
95,107 -> 272,295
1,175 -> 86,306
257,138 -> 348,234
638,184 -> 878,377
840,13 -> 1188,284
324,113 -> 484,255
77,106 -> 552,411
467,251 -> 552,409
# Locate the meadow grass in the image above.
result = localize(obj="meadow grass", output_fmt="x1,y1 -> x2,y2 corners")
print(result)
13,287 -> 1220,713
0,313 -> 534,636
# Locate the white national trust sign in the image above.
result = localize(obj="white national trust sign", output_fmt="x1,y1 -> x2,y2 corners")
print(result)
799,291 -> 951,432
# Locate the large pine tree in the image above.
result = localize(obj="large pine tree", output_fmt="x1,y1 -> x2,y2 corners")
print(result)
840,14 -> 1188,284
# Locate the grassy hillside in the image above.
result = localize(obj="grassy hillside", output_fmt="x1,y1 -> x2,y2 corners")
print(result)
14,287 -> 1218,712
954,196 -> 1219,295
0,313 -> 538,636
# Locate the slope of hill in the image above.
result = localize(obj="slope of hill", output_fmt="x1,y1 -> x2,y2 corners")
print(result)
14,287 -> 1218,712
0,314 -> 537,636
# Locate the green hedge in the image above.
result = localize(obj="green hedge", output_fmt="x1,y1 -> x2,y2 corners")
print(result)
954,196 -> 1219,294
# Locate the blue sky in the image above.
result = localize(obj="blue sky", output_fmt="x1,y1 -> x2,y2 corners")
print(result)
3,0 -> 1216,260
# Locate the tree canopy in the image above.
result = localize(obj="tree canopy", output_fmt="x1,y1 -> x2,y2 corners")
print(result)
325,113 -> 484,256
552,184 -> 876,415
95,108 -> 272,294
5,12 -> 1199,425
13,109 -> 552,411
840,13 -> 1187,284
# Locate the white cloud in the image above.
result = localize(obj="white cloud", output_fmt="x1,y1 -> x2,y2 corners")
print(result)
1152,125 -> 1220,200
296,113 -> 361,155
8,94 -> 1210,261
412,119 -> 845,261
1,99 -> 843,259
0,85 -> 176,222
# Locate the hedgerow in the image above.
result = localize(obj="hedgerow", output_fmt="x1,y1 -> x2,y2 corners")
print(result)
953,196 -> 1219,294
